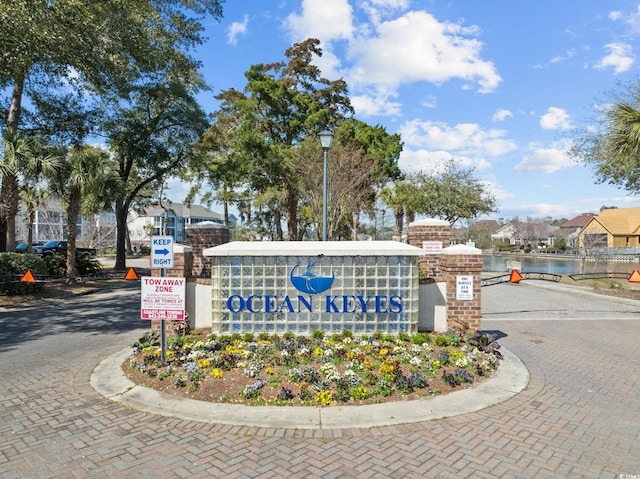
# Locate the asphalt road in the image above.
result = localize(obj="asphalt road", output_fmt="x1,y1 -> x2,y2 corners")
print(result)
481,279 -> 640,321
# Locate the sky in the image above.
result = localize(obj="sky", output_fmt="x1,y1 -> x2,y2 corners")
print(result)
167,0 -> 640,223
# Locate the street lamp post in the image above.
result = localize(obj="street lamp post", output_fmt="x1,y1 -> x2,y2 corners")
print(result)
318,129 -> 334,241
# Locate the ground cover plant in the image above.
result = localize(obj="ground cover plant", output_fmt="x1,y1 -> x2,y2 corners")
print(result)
125,329 -> 502,406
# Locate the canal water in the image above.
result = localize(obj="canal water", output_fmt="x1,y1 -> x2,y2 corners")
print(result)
483,254 -> 640,276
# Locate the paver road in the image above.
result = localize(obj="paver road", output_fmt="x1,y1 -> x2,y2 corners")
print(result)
1,281 -> 639,478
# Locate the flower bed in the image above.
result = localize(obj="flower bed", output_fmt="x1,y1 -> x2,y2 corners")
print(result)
124,329 -> 502,406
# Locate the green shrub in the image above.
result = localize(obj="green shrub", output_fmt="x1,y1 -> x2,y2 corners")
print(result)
411,332 -> 431,345
44,253 -> 103,276
0,252 -> 48,276
0,253 -> 48,295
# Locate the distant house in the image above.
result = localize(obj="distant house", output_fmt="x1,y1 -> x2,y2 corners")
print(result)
128,203 -> 236,244
491,223 -> 525,247
555,213 -> 596,248
578,207 -> 640,249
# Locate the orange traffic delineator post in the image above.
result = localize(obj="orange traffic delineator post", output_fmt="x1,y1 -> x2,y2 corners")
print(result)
509,269 -> 523,284
628,270 -> 640,283
124,267 -> 140,281
21,269 -> 36,284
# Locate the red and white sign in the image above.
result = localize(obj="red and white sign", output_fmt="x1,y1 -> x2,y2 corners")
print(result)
140,276 -> 186,320
422,241 -> 443,255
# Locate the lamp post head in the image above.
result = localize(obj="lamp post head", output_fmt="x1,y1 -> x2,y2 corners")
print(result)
319,129 -> 334,150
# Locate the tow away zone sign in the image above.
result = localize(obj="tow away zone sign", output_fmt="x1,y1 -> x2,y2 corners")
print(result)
141,276 -> 186,320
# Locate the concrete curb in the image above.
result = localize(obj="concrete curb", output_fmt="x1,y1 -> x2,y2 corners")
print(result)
91,345 -> 529,430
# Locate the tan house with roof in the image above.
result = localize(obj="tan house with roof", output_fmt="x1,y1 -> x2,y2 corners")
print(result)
578,207 -> 640,249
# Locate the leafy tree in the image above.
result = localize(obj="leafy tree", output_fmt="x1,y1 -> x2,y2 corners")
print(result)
0,0 -> 224,250
294,136 -> 379,240
412,160 -> 497,225
103,81 -> 209,270
333,120 -> 403,239
201,38 -> 353,240
571,84 -> 640,194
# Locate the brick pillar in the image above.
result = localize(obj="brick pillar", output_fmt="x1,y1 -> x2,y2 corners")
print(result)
150,244 -> 193,332
407,218 -> 451,280
440,244 -> 483,331
185,223 -> 230,278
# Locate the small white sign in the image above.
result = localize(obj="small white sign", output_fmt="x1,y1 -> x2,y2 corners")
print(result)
140,276 -> 186,320
422,241 -> 442,255
456,275 -> 473,301
151,235 -> 174,269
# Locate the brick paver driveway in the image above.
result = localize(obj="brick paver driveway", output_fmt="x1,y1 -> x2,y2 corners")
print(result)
1,281 -> 639,478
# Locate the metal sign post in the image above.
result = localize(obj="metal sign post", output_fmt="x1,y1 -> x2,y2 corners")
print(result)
150,236 -> 174,363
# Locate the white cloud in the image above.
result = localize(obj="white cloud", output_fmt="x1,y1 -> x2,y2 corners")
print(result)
227,15 -> 249,46
550,49 -> 576,64
351,93 -> 402,116
398,119 -> 517,157
594,42 -> 634,74
421,95 -> 437,109
514,140 -> 576,173
540,107 -> 573,130
360,0 -> 409,25
284,0 -> 354,42
613,5 -> 640,36
346,11 -> 501,93
492,108 -> 513,122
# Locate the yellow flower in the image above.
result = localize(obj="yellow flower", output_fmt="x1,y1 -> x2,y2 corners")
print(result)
265,367 -> 275,375
197,358 -> 211,369
378,348 -> 389,359
211,368 -> 224,379
315,390 -> 333,406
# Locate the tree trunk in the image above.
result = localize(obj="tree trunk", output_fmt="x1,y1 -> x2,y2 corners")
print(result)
285,186 -> 298,241
352,209 -> 359,241
2,174 -> 20,251
115,199 -> 129,270
1,74 -> 26,250
394,207 -> 404,241
65,187 -> 82,278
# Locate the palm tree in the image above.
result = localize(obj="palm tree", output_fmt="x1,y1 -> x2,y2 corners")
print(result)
571,85 -> 640,195
51,145 -> 116,277
0,131 -> 59,250
19,186 -> 48,252
378,179 -> 418,241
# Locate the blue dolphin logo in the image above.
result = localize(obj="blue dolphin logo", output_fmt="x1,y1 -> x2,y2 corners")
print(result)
290,261 -> 334,294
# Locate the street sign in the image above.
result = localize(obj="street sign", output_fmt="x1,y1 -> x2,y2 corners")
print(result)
151,235 -> 174,269
140,276 -> 186,320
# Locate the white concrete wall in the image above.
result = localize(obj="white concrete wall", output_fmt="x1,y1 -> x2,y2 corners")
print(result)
418,282 -> 447,332
186,281 -> 212,330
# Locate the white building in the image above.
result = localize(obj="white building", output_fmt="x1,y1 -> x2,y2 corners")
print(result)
127,203 -> 236,244
17,199 -> 117,247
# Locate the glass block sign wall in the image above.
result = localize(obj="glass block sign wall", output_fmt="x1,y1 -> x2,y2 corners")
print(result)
206,242 -> 422,335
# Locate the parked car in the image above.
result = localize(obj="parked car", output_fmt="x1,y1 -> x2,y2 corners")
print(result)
15,241 -> 44,253
33,240 -> 97,258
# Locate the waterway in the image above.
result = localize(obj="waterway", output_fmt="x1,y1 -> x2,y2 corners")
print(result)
483,253 -> 640,276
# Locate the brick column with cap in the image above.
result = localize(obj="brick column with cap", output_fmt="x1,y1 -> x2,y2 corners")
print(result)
407,218 -> 451,280
440,244 -> 483,331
